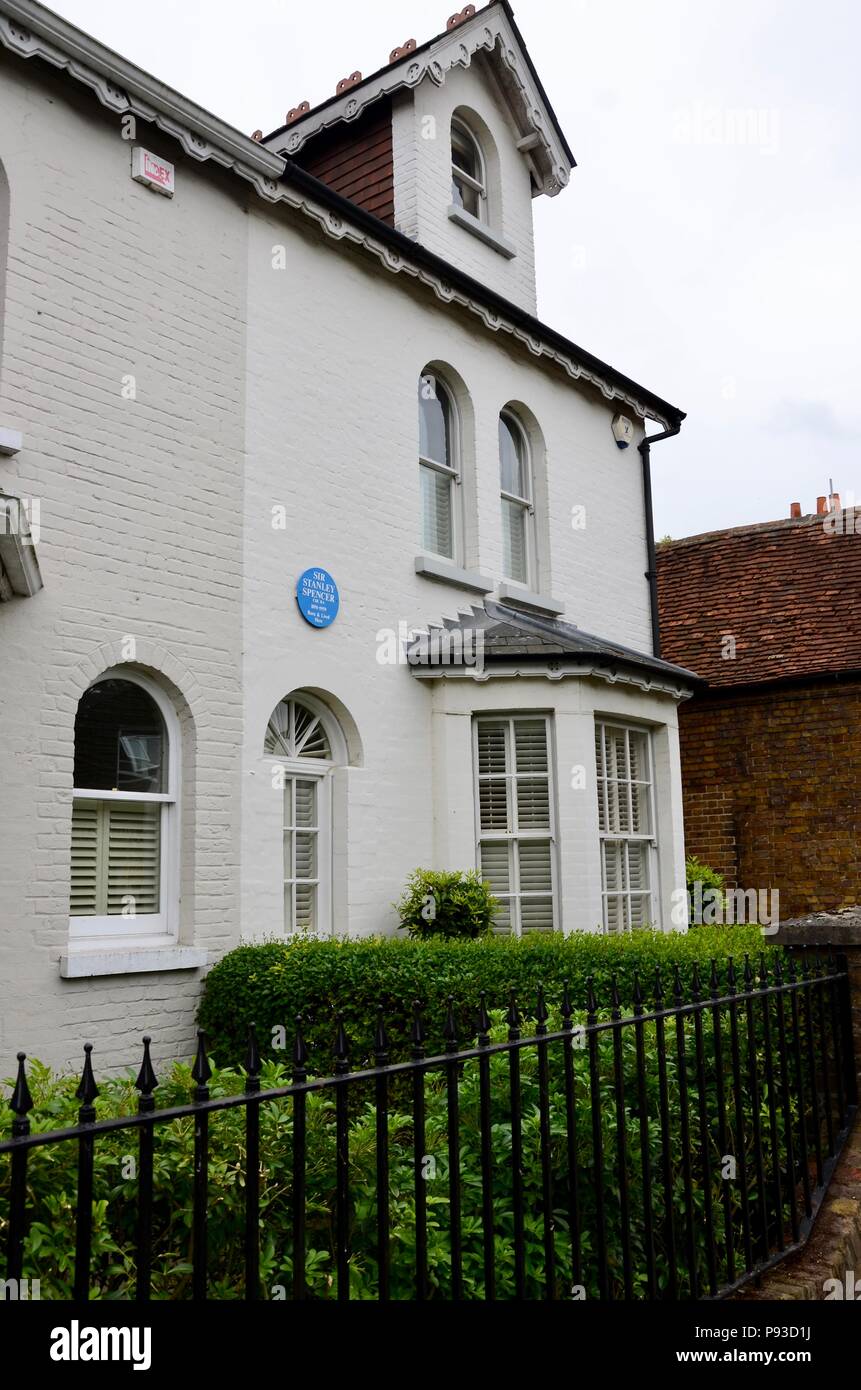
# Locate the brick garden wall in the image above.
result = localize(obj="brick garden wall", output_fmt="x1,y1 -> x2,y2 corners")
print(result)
678,678 -> 861,919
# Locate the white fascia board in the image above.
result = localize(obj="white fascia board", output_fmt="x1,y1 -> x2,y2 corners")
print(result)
264,4 -> 573,196
0,0 -> 284,179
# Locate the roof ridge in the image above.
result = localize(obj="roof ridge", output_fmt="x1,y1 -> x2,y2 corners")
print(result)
658,513 -> 830,549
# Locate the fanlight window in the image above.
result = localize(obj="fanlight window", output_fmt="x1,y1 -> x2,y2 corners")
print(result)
265,699 -> 332,761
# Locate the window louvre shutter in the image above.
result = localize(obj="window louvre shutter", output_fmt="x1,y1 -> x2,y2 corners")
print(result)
105,801 -> 161,916
476,716 -> 556,937
420,465 -> 454,559
596,722 -> 656,933
70,800 -> 100,917
502,498 -> 527,583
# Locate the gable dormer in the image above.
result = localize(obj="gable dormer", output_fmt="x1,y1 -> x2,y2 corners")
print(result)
262,1 -> 575,316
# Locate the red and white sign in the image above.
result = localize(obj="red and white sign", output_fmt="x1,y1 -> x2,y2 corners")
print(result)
131,147 -> 175,197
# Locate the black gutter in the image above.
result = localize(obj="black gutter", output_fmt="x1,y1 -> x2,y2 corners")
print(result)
281,160 -> 686,427
639,422 -> 682,658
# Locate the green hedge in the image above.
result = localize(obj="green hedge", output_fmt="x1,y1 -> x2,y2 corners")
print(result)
198,927 -> 777,1069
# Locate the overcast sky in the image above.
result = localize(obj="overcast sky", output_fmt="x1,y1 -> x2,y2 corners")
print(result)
49,0 -> 860,540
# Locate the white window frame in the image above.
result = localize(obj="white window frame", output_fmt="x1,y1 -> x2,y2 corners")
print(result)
279,764 -> 333,936
499,409 -> 536,588
419,372 -> 462,564
451,118 -> 487,223
266,692 -> 346,938
595,719 -> 660,933
473,713 -> 559,936
69,669 -> 181,951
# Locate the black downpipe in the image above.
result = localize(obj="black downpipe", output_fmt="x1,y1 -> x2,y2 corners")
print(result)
639,424 -> 681,660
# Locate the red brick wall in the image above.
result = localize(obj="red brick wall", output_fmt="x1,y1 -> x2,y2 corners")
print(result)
679,679 -> 861,918
295,99 -> 394,225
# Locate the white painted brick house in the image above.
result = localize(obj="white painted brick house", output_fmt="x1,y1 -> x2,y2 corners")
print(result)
0,0 -> 694,1070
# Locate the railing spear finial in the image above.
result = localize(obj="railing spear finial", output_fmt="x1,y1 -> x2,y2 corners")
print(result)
135,1036 -> 159,1113
75,1044 -> 99,1122
9,1052 -> 34,1135
192,1029 -> 212,1102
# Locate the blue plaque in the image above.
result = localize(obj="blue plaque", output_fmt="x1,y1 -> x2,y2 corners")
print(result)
296,568 -> 340,629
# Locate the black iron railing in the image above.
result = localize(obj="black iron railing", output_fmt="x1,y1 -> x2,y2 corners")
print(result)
1,950 -> 857,1301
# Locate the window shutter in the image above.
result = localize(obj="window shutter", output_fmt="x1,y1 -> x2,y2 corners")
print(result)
285,777 -> 320,933
421,465 -> 453,559
479,840 -> 512,934
72,799 -> 161,917
476,716 -> 556,937
106,801 -> 161,916
502,498 -> 527,583
70,800 -> 100,917
477,722 -> 509,831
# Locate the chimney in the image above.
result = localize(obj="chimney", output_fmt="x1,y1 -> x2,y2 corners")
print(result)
790,502 -> 801,519
816,496 -> 828,516
830,492 -> 841,512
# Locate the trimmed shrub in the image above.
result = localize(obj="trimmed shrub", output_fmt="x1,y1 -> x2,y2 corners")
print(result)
395,868 -> 498,939
198,927 -> 777,1069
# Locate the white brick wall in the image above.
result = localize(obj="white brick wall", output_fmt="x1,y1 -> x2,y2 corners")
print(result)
0,53 -> 245,1071
0,44 -> 686,1073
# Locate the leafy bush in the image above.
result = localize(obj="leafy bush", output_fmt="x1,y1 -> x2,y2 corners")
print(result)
395,868 -> 498,940
685,856 -> 726,927
198,928 -> 776,1069
0,983 -> 799,1300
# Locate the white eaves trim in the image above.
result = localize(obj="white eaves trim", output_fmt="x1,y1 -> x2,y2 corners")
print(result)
410,657 -> 693,700
0,0 -> 283,179
0,1 -> 672,426
264,3 -> 573,198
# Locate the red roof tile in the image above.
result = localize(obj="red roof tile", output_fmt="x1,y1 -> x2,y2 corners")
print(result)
656,512 -> 861,687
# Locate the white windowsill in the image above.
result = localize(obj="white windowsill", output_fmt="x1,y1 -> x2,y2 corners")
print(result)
497,581 -> 565,617
446,205 -> 517,260
415,554 -> 494,594
59,946 -> 208,979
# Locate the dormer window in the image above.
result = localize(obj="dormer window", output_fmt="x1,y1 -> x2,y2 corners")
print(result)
451,119 -> 486,223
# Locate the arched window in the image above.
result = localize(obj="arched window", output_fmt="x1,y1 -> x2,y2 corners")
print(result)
70,672 -> 179,943
451,118 -> 486,222
499,410 -> 536,586
419,371 -> 460,560
265,693 -> 345,935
